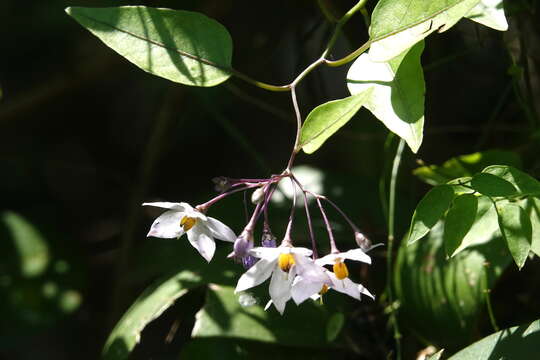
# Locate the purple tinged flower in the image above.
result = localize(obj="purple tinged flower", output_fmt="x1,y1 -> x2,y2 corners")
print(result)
261,228 -> 277,248
228,228 -> 254,260
143,202 -> 236,262
354,231 -> 372,251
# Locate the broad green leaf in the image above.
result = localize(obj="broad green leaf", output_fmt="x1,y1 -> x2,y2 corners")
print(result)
520,197 -> 540,257
413,150 -> 522,186
496,202 -> 532,269
299,88 -> 373,154
444,194 -> 478,256
180,338 -> 335,360
427,350 -> 445,360
1,211 -> 49,278
369,0 -> 480,62
192,285 -> 335,346
66,6 -> 232,87
347,42 -> 425,153
103,270 -> 203,360
408,184 -> 456,244
483,165 -> 540,196
465,0 -> 508,31
452,196 -> 500,255
470,173 -> 517,197
395,221 -> 510,350
448,319 -> 540,359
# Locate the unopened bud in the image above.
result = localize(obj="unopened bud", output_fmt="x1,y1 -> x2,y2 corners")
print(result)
212,176 -> 231,193
261,227 -> 277,248
228,228 -> 254,260
251,187 -> 265,204
355,231 -> 371,251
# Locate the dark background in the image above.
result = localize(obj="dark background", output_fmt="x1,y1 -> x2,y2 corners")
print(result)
1,0 -> 539,359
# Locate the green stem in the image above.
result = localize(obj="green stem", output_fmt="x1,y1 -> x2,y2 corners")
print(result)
483,262 -> 500,332
387,138 -> 405,360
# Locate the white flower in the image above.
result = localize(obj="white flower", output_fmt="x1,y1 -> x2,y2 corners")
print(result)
143,202 -> 236,262
235,246 -> 326,314
291,249 -> 374,304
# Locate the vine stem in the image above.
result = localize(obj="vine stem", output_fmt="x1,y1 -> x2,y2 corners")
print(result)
316,197 -> 339,253
483,262 -> 499,332
386,138 -> 405,360
290,174 -> 318,258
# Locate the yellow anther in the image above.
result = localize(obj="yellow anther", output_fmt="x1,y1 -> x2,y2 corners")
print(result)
333,260 -> 349,280
319,284 -> 329,295
180,216 -> 197,231
278,253 -> 295,273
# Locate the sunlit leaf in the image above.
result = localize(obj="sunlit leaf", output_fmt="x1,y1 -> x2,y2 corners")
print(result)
408,185 -> 455,244
465,0 -> 508,31
102,271 -> 204,360
1,211 -> 49,278
369,0 -> 480,62
470,173 -> 517,197
483,165 -> 540,197
299,89 -> 373,154
452,196 -> 500,255
395,221 -> 510,350
444,194 -> 478,256
347,42 -> 425,153
496,202 -> 532,269
448,319 -> 540,359
66,6 -> 233,87
413,150 -> 521,186
520,197 -> 540,257
427,349 -> 445,360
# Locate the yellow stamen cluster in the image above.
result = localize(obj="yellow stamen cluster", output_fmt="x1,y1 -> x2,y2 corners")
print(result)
333,260 -> 349,280
278,253 -> 295,273
180,216 -> 197,231
319,284 -> 329,295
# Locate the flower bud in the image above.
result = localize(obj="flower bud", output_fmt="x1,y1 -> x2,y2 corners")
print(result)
212,176 -> 231,193
354,231 -> 371,251
251,187 -> 265,204
228,228 -> 254,260
261,227 -> 277,248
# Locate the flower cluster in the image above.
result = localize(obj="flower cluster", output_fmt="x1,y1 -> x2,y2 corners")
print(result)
144,176 -> 375,314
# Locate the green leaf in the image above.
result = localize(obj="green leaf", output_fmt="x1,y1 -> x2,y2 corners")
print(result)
408,185 -> 456,244
448,319 -> 540,359
325,312 -> 345,342
369,0 -> 480,61
299,89 -> 373,154
413,150 -> 522,186
1,211 -> 49,278
496,202 -> 532,269
520,197 -> 540,257
444,194 -> 478,256
452,196 -> 500,255
465,0 -> 508,31
66,6 -> 233,87
483,165 -> 540,196
395,221 -> 511,350
347,41 -> 425,153
192,285 -> 333,346
102,270 -> 203,360
470,173 -> 518,197
427,349 -> 445,360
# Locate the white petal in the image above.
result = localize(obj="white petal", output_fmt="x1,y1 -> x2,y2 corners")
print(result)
342,249 -> 372,264
358,283 -> 375,300
294,254 -> 328,282
205,217 -> 236,242
182,206 -> 207,221
315,253 -> 339,266
264,299 -> 273,311
328,272 -> 361,300
289,247 -> 313,257
249,247 -> 282,260
146,210 -> 185,238
291,275 -> 326,305
269,269 -> 293,315
187,224 -> 216,262
143,202 -> 186,210
235,258 -> 275,293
